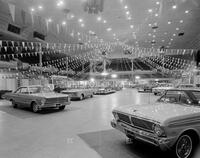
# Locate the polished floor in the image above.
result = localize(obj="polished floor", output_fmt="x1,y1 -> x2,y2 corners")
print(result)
0,88 -> 199,158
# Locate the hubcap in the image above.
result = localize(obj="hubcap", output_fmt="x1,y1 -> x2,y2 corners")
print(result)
176,135 -> 192,158
33,104 -> 39,112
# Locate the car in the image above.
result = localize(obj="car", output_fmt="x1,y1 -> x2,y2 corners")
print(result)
95,87 -> 116,95
152,83 -> 174,95
137,84 -> 155,92
0,90 -> 12,99
3,85 -> 71,112
176,84 -> 196,89
111,88 -> 200,158
61,89 -> 94,100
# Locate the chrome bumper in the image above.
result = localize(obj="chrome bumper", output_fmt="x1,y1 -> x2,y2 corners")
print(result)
111,120 -> 176,151
42,101 -> 71,108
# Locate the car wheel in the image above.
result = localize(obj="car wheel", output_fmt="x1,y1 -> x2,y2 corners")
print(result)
59,105 -> 65,110
11,99 -> 17,108
90,94 -> 93,98
80,94 -> 84,100
175,135 -> 193,158
154,92 -> 157,95
31,102 -> 39,113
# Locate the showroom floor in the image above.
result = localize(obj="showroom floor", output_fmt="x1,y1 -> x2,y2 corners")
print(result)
0,88 -> 200,158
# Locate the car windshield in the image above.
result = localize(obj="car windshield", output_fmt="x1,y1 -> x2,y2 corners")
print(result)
29,86 -> 52,93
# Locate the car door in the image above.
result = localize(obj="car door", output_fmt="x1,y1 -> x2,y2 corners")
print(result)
16,87 -> 30,107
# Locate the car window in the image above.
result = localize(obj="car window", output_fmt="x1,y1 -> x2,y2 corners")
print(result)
15,88 -> 22,93
158,90 -> 180,103
179,92 -> 190,104
20,87 -> 29,94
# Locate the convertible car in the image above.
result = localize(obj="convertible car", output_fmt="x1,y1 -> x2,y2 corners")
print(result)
111,88 -> 200,158
3,85 -> 71,112
61,89 -> 94,100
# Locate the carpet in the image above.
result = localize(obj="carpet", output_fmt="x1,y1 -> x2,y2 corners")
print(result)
78,129 -> 173,158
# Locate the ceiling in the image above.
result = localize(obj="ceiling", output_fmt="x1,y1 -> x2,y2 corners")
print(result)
5,0 -> 200,51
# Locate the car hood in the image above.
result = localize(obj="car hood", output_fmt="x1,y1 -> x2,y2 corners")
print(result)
114,103 -> 200,125
30,92 -> 68,98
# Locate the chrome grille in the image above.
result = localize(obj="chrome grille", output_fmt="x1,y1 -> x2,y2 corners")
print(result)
131,117 -> 154,131
117,113 -> 131,124
45,97 -> 68,104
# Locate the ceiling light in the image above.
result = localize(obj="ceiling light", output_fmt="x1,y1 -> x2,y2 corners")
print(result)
170,38 -> 173,41
148,24 -> 152,27
103,20 -> 107,23
77,32 -> 80,36
135,76 -> 140,79
126,11 -> 130,15
148,33 -> 152,36
172,5 -> 177,9
153,35 -> 156,38
185,10 -> 189,14
47,18 -> 52,22
156,1 -> 160,5
124,6 -> 128,9
31,8 -> 35,12
81,23 -> 85,27
155,13 -> 159,17
38,5 -> 43,10
162,40 -> 165,42
168,21 -> 171,24
90,78 -> 95,82
180,20 -> 183,23
78,38 -> 81,41
130,25 -> 134,29
148,9 -> 153,13
101,71 -> 109,76
176,28 -> 180,31
78,19 -> 83,23
107,28 -> 112,31
62,21 -> 66,25
57,0 -> 64,7
153,30 -> 156,33
127,17 -> 132,20
173,34 -> 176,36
164,32 -> 167,35
113,33 -> 116,36
70,14 -> 74,19
97,16 -> 102,21
111,74 -> 117,78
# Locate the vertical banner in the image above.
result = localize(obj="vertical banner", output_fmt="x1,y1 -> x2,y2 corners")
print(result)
46,19 -> 49,32
31,12 -> 34,25
21,10 -> 26,25
8,3 -> 15,22
57,24 -> 60,34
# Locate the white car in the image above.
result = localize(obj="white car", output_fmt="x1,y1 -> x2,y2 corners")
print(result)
111,88 -> 200,158
152,84 -> 174,95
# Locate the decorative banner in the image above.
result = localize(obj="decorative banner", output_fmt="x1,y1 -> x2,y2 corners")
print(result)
8,3 -> 15,22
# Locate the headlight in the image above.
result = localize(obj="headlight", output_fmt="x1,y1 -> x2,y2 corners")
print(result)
153,124 -> 166,137
112,112 -> 119,121
41,98 -> 46,105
